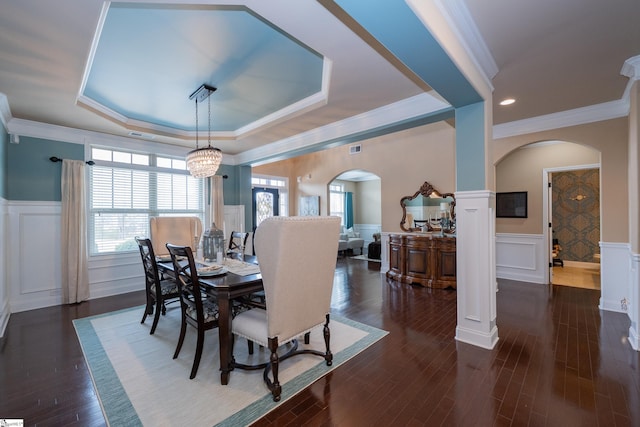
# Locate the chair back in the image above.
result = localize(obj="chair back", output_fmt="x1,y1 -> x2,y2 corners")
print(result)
150,216 -> 202,257
254,216 -> 340,341
166,243 -> 205,323
136,237 -> 160,294
228,231 -> 249,254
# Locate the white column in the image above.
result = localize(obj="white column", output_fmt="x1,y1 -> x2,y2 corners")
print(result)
455,190 -> 498,349
630,253 -> 640,350
623,65 -> 640,348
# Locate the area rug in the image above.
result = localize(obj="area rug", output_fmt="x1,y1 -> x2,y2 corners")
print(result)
73,305 -> 387,427
351,254 -> 381,263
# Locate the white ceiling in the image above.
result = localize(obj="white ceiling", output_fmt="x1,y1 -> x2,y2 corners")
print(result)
1,0 -> 638,166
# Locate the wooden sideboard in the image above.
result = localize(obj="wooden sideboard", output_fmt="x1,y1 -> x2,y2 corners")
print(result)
387,233 -> 456,289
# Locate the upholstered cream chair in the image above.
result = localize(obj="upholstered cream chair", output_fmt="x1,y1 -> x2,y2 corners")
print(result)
231,216 -> 340,401
149,216 -> 202,257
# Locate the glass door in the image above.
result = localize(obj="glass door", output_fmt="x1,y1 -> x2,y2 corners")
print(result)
252,187 -> 280,229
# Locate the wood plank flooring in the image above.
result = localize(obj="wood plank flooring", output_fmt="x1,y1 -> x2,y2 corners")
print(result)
1,258 -> 638,426
553,263 -> 601,290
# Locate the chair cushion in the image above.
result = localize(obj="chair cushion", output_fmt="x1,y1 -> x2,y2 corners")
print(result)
232,308 -> 270,347
158,279 -> 178,295
186,299 -> 219,323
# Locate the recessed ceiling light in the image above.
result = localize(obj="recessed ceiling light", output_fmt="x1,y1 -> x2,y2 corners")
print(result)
499,98 -> 516,106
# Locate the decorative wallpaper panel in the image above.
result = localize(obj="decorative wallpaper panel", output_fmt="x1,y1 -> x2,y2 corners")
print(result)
552,169 -> 600,263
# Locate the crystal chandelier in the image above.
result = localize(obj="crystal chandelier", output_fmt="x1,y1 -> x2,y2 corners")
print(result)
186,84 -> 222,178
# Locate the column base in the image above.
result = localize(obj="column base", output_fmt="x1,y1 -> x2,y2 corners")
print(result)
455,324 -> 499,350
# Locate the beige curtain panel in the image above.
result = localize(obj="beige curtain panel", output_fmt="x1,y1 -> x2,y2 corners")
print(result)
61,159 -> 90,304
209,175 -> 225,231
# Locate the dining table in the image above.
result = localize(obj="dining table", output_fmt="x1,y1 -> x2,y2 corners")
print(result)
158,254 -> 262,385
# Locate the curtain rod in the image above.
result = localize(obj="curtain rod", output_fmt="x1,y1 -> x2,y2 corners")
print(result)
49,156 -> 228,176
50,156 -> 95,165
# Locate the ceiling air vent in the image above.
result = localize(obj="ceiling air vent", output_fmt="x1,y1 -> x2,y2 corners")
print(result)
128,131 -> 155,140
349,144 -> 361,155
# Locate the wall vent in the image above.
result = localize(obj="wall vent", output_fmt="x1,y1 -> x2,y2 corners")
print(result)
349,144 -> 361,155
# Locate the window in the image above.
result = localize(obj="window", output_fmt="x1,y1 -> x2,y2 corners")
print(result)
329,183 -> 345,226
89,147 -> 204,255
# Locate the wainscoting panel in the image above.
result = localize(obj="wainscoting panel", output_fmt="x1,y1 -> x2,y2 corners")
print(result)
8,202 -> 63,312
0,198 -> 9,337
7,201 -> 143,313
599,242 -> 631,313
354,224 -> 381,254
496,233 -> 547,284
88,253 -> 143,300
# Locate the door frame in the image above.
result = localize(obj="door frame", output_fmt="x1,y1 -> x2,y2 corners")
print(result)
543,163 -> 600,285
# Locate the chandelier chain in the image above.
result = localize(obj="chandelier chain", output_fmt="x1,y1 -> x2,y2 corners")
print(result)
208,95 -> 212,148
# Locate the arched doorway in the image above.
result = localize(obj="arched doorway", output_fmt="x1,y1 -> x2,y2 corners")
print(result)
495,140 -> 601,290
328,169 -> 381,257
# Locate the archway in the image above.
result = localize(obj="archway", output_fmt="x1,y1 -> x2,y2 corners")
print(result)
328,169 -> 381,257
495,140 -> 601,290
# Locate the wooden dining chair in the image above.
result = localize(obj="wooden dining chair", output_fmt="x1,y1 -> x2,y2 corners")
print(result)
230,216 -> 340,401
166,243 -> 253,379
135,237 -> 180,335
227,231 -> 249,256
166,243 -> 222,379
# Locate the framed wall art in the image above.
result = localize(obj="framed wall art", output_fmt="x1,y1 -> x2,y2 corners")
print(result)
299,195 -> 320,216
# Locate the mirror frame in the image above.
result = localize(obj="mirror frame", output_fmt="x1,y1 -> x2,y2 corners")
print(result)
400,181 -> 456,232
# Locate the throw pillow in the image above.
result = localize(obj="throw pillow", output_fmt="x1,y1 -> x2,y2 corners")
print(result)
346,227 -> 356,238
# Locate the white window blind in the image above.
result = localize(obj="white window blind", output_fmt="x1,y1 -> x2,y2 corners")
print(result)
89,148 -> 204,255
329,183 -> 344,226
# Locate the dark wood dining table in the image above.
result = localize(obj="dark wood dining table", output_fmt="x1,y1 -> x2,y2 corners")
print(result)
158,255 -> 262,385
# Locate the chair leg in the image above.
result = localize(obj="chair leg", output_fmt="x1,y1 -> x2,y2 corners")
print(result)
304,332 -> 310,345
268,337 -> 282,402
173,312 -> 187,359
248,340 -> 254,355
149,300 -> 162,335
190,327 -> 205,379
141,296 -> 154,324
323,314 -> 333,366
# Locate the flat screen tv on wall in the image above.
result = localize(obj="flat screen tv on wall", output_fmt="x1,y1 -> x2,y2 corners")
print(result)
496,191 -> 528,218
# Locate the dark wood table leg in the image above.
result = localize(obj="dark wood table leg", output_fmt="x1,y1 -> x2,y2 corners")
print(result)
217,291 -> 232,385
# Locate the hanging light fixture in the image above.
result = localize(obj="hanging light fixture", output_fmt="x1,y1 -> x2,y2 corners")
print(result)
186,84 -> 222,178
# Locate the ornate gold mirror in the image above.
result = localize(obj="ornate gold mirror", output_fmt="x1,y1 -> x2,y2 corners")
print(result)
400,181 -> 456,233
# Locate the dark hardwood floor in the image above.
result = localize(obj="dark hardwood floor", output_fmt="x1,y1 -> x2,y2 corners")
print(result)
1,258 -> 638,426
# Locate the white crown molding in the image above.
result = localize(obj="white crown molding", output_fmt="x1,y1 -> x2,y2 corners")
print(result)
0,92 -> 12,130
433,0 -> 498,82
621,55 -> 640,100
493,99 -> 629,140
235,91 -> 451,166
621,55 -> 640,80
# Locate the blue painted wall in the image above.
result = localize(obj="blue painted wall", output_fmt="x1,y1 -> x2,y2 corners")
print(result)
5,135 -> 253,230
455,102 -> 486,191
217,163 -> 253,231
7,137 -> 84,201
0,122 -> 7,199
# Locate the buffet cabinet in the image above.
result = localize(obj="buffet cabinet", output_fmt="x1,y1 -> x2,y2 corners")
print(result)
387,233 -> 456,289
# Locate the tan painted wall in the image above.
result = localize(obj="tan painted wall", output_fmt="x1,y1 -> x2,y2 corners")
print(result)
356,179 -> 382,224
253,116 -> 630,243
493,117 -> 629,242
495,142 -> 600,235
252,121 -> 456,233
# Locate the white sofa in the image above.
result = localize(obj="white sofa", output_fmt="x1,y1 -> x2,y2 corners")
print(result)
338,228 -> 364,255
